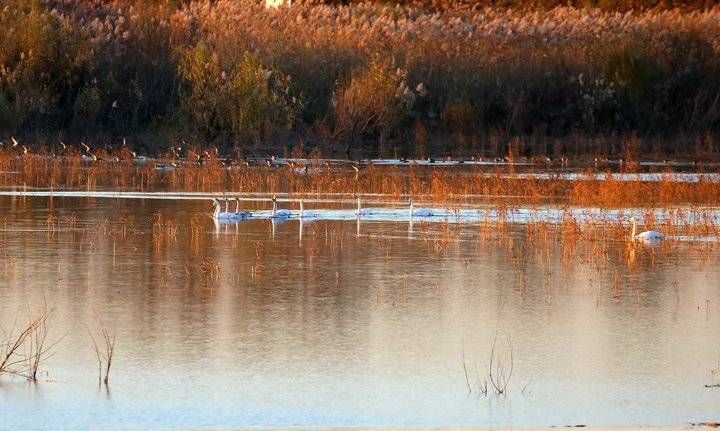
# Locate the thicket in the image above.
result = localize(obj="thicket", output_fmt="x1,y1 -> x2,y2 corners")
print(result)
1,0 -> 720,157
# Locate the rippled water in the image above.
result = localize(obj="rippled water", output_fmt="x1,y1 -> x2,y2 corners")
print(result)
0,195 -> 718,429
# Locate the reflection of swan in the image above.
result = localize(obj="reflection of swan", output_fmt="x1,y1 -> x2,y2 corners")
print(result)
271,195 -> 291,219
630,217 -> 663,244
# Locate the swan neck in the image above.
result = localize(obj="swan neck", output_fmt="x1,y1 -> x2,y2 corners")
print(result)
631,219 -> 636,239
235,200 -> 240,213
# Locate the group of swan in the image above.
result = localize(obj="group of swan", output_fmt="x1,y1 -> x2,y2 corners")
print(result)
212,198 -> 252,220
210,195 -> 450,221
212,198 -> 665,245
212,196 -> 294,220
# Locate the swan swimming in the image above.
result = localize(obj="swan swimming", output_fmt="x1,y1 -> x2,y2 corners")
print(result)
355,196 -> 372,217
233,197 -> 252,219
270,196 -> 291,219
629,216 -> 663,244
409,198 -> 434,217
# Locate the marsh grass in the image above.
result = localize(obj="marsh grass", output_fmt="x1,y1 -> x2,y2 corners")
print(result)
2,147 -> 720,208
2,1 -> 720,153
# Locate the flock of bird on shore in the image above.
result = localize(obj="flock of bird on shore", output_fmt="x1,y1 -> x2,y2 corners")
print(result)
0,137 -> 697,172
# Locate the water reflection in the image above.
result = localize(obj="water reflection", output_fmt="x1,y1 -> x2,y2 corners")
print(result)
0,196 -> 718,429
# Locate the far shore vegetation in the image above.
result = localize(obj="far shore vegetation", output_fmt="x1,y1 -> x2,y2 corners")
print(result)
1,0 -> 720,159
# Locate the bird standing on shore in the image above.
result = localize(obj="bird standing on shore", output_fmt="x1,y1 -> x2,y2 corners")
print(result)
81,142 -> 97,162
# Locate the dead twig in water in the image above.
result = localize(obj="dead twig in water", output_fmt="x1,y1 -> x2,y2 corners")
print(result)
1,303 -> 59,381
461,346 -> 472,395
488,332 -> 514,395
89,323 -> 116,386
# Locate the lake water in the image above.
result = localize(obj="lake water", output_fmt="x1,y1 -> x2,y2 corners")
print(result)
0,194 -> 718,429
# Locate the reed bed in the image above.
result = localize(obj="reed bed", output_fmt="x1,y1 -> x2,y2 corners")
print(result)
2,1 -> 720,156
1,149 -> 719,207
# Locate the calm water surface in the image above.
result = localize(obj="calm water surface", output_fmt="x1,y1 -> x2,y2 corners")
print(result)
0,195 -> 718,429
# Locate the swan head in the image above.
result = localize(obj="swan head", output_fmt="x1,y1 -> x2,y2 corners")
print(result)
628,216 -> 636,223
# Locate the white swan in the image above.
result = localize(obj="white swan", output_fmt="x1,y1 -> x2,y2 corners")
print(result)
408,198 -> 434,217
413,208 -> 435,217
355,196 -> 372,217
630,216 -> 663,244
234,197 -> 251,219
270,196 -> 291,219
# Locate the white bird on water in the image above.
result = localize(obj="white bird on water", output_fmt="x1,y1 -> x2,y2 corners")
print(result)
354,195 -> 373,217
233,197 -> 251,219
270,195 -> 292,219
629,216 -> 663,244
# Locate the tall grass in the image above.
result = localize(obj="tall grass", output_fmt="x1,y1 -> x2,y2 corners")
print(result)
1,1 -> 720,156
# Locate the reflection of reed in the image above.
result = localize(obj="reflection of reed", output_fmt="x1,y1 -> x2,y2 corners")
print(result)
1,192 -> 718,397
